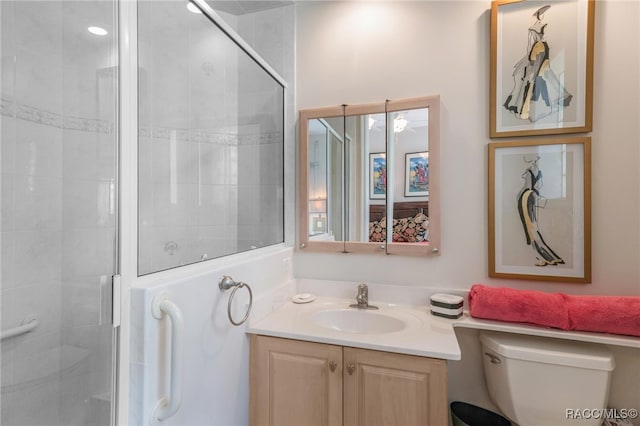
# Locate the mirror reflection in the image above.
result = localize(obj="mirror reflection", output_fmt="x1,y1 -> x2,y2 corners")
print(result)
344,112 -> 386,243
299,95 -> 439,255
308,118 -> 344,241
386,107 -> 430,245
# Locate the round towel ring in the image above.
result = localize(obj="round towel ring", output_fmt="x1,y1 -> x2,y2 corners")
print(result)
219,275 -> 253,326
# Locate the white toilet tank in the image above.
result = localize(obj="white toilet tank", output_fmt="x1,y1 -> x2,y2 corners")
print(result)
480,332 -> 615,426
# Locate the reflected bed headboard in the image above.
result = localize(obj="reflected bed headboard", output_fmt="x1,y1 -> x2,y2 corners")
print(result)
369,201 -> 429,222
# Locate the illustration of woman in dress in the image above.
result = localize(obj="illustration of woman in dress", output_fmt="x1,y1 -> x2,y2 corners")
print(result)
517,156 -> 564,267
503,5 -> 573,122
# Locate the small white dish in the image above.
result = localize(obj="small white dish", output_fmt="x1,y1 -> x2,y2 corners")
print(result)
291,293 -> 316,304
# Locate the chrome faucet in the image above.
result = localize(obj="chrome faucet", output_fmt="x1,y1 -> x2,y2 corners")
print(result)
349,283 -> 378,310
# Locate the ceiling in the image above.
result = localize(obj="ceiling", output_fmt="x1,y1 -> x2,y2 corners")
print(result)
207,1 -> 292,15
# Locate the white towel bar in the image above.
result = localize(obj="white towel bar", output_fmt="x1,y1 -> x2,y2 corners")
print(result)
151,293 -> 184,422
1,315 -> 39,341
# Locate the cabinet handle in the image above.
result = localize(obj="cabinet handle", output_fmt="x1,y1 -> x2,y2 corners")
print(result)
347,363 -> 356,375
329,361 -> 337,372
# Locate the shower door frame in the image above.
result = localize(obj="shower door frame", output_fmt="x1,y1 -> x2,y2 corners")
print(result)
116,0 -> 288,424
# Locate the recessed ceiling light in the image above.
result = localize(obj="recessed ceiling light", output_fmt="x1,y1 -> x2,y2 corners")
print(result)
88,26 -> 107,36
187,2 -> 202,14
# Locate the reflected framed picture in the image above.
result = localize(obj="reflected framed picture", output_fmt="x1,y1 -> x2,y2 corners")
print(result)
369,153 -> 386,200
490,0 -> 595,137
405,152 -> 429,197
310,214 -> 327,235
489,137 -> 591,282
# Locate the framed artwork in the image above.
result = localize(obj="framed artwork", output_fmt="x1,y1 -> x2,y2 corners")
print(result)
404,152 -> 429,197
310,214 -> 327,235
369,153 -> 386,200
488,137 -> 591,282
490,0 -> 595,138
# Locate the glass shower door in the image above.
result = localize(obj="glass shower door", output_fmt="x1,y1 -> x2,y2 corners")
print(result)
137,0 -> 285,275
1,1 -> 118,425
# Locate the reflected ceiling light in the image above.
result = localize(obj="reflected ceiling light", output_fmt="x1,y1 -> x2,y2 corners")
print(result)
394,116 -> 408,133
88,26 -> 107,36
368,117 -> 376,130
187,2 -> 202,14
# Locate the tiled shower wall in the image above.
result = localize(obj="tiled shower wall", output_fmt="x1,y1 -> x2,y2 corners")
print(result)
235,4 -> 292,252
137,1 -> 285,275
1,1 -> 117,425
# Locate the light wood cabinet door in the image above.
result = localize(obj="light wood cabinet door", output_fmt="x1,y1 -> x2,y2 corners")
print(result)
250,335 -> 343,426
343,347 -> 448,426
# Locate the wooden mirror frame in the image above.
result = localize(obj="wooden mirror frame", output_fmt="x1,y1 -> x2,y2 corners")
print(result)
298,95 -> 440,256
299,105 -> 347,253
385,96 -> 440,256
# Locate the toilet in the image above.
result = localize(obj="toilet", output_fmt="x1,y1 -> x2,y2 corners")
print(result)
480,332 -> 615,426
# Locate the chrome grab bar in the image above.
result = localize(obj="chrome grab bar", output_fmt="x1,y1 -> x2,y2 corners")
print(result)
219,275 -> 253,326
1,315 -> 39,341
151,293 -> 184,421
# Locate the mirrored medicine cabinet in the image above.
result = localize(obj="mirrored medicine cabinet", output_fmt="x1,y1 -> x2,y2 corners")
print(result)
298,95 -> 440,256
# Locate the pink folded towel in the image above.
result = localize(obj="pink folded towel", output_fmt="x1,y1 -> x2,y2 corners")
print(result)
468,284 -> 640,337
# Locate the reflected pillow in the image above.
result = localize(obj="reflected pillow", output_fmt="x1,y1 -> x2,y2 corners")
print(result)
369,217 -> 387,242
369,213 -> 428,243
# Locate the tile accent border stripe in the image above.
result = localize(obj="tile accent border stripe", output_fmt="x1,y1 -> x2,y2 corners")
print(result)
1,98 -> 113,134
2,98 -> 282,145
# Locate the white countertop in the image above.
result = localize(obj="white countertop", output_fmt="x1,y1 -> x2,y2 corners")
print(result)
454,315 -> 640,349
248,297 -> 463,360
248,295 -> 640,360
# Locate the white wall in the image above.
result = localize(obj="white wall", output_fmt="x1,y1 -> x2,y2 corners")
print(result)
294,0 -> 640,297
129,247 -> 295,426
294,0 -> 640,415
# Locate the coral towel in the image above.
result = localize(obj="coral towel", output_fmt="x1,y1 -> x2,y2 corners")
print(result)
565,295 -> 640,337
468,284 -> 571,330
468,284 -> 640,337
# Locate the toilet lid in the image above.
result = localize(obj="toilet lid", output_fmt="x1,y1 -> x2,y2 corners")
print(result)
480,332 -> 615,371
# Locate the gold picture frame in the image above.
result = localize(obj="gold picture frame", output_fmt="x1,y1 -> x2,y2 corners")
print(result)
488,137 -> 591,282
490,0 -> 595,138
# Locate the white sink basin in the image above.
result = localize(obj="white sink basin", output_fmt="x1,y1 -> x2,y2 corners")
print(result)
311,309 -> 406,334
249,296 -> 463,359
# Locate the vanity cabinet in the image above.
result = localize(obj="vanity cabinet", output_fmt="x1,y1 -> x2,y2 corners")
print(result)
249,335 -> 448,426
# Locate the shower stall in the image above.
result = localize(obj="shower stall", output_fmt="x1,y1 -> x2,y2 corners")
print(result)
1,1 -> 118,425
1,0 -> 290,424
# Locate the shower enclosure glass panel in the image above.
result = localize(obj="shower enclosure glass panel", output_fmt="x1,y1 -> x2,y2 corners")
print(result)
1,1 -> 118,425
138,1 -> 285,275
